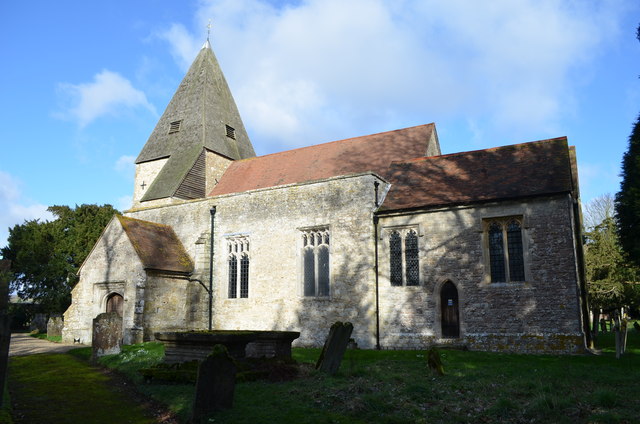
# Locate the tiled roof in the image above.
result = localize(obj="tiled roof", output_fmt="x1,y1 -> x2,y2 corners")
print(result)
380,137 -> 574,211
210,124 -> 438,196
117,216 -> 194,274
139,41 -> 255,202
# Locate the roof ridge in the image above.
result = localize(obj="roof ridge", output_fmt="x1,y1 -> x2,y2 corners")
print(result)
390,136 -> 568,166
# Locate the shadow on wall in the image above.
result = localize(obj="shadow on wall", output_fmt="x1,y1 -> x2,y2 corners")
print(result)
322,139 -> 581,349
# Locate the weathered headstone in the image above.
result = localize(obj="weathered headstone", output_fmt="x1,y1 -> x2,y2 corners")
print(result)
29,313 -> 48,333
427,347 -> 445,376
191,344 -> 237,423
634,322 -> 640,332
47,316 -> 64,338
91,312 -> 122,361
316,321 -> 354,375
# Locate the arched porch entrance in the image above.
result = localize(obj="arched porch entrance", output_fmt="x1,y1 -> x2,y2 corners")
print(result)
106,293 -> 124,317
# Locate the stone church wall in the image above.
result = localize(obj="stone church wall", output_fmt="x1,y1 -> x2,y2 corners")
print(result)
128,173 -> 383,348
377,194 -> 585,353
142,275 -> 206,340
62,219 -> 147,345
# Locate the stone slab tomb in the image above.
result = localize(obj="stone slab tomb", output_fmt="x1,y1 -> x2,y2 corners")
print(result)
155,330 -> 300,363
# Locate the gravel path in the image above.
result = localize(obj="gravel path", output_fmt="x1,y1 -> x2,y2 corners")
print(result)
8,333 -> 84,356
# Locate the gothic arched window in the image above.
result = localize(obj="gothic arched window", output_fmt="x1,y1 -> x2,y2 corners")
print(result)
405,230 -> 420,286
228,254 -> 238,298
486,217 -> 525,283
390,231 -> 403,286
240,254 -> 249,298
302,227 -> 330,297
387,227 -> 420,286
227,236 -> 250,298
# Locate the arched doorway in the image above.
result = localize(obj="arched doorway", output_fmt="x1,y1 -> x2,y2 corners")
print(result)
440,281 -> 459,338
106,293 -> 124,317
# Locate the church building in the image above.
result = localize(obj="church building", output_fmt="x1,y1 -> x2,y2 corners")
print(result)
62,40 -> 589,353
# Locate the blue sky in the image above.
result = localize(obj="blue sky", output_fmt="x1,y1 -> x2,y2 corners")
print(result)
1,0 -> 639,248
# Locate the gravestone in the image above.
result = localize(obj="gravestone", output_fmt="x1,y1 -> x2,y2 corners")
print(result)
316,321 -> 354,375
91,312 -> 122,361
191,344 -> 237,423
29,313 -> 48,333
427,347 -> 445,376
633,322 -> 640,332
47,316 -> 64,338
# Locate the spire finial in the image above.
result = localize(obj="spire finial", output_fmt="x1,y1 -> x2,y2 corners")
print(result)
207,19 -> 212,41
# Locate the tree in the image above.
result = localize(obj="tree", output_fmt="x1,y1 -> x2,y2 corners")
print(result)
615,114 -> 640,267
615,25 -> 640,267
585,217 -> 634,312
584,193 -> 615,231
0,204 -> 118,314
584,194 -> 640,338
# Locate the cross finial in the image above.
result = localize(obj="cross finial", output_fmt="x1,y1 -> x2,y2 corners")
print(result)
207,19 -> 212,41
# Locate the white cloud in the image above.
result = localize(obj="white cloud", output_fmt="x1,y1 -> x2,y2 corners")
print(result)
157,23 -> 201,72
115,155 -> 136,177
0,171 -> 55,249
155,0 -> 627,150
56,70 -> 156,127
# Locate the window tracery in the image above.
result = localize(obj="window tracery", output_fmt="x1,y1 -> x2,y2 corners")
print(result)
388,227 -> 420,286
302,228 -> 330,297
227,236 -> 249,298
485,217 -> 525,283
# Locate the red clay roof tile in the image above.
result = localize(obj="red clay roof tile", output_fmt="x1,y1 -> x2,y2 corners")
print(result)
380,137 -> 574,211
210,124 -> 436,196
118,216 -> 194,274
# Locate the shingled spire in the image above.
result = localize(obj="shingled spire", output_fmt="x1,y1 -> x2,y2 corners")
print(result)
135,40 -> 255,203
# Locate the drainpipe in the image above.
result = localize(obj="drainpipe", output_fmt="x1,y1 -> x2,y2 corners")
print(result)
374,214 -> 381,350
208,207 -> 217,330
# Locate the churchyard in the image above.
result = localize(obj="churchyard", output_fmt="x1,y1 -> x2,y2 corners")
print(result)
4,327 -> 639,423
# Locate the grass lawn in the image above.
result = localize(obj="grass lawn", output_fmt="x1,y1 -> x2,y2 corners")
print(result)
29,332 -> 62,343
7,353 -> 157,424
78,329 -> 640,424
7,329 -> 639,423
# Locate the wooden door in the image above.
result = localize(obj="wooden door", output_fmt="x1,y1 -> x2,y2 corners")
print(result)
106,293 -> 124,317
440,281 -> 459,338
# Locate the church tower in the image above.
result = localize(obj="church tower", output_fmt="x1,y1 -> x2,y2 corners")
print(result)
132,40 -> 256,207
